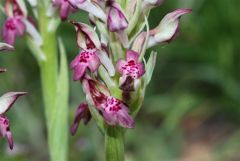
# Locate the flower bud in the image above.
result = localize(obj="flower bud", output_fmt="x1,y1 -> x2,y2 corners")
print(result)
116,50 -> 145,91
71,21 -> 101,49
148,9 -> 192,47
106,0 -> 128,32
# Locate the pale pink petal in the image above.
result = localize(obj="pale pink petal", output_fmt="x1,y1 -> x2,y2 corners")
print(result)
137,63 -> 145,78
60,2 -> 71,21
73,64 -> 87,81
117,104 -> 134,128
52,0 -> 62,6
101,96 -> 134,128
69,0 -> 106,21
15,18 -> 25,36
87,52 -> 101,72
0,92 -> 27,114
0,43 -> 14,51
70,52 -> 81,69
115,30 -> 129,48
142,0 -> 164,10
102,111 -> 117,125
116,59 -> 126,75
132,32 -> 147,54
98,50 -> 115,76
3,30 -> 16,46
82,78 -> 91,95
126,50 -> 139,62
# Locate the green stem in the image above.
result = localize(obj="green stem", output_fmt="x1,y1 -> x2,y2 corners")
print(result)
37,3 -> 68,161
105,126 -> 125,161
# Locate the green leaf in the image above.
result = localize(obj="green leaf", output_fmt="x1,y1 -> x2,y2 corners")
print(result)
49,38 -> 69,161
144,51 -> 157,86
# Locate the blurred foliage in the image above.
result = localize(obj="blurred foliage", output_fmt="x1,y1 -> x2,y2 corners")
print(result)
1,0 -> 240,161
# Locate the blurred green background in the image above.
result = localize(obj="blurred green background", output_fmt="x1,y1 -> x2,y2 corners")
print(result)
1,0 -> 240,160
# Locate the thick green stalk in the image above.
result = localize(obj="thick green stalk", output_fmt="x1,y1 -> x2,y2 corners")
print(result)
105,126 -> 125,161
37,3 -> 68,161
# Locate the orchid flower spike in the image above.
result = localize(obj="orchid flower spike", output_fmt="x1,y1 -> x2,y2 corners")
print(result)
68,0 -> 191,135
0,92 -> 26,150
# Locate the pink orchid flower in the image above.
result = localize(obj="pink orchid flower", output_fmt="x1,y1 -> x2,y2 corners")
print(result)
70,48 -> 100,81
2,0 -> 43,46
2,16 -> 26,45
116,50 -> 145,90
70,22 -> 101,81
82,77 -> 134,128
0,92 -> 26,150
